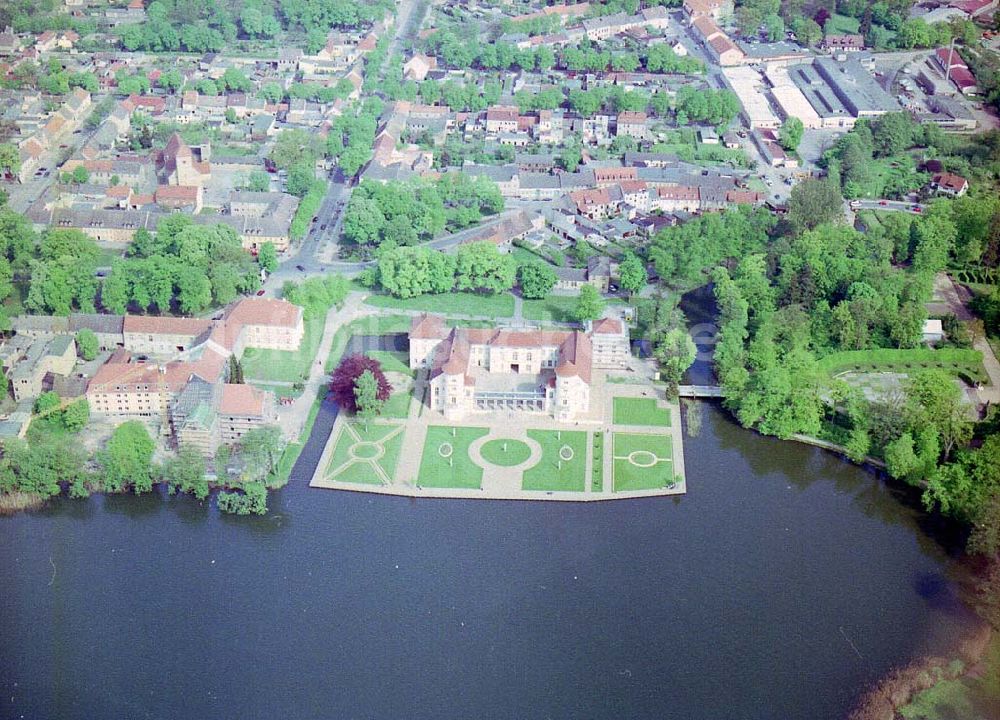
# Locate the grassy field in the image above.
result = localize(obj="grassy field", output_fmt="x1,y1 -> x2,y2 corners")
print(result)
417,425 -> 490,489
366,350 -> 412,377
817,348 -> 986,383
613,397 -> 672,427
612,432 -> 674,492
365,291 -> 515,318
379,390 -> 411,419
480,438 -> 532,466
323,421 -> 405,485
522,429 -> 587,492
522,294 -> 626,323
242,313 -> 324,384
825,13 -> 860,34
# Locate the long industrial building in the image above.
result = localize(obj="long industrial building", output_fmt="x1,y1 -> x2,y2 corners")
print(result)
727,56 -> 899,132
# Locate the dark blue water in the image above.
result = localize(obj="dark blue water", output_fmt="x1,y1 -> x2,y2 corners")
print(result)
0,403 -> 978,720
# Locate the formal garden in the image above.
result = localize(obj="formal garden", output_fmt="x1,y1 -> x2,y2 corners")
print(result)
612,433 -> 675,493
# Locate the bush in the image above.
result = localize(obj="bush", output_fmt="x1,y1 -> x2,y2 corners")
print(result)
217,481 -> 267,515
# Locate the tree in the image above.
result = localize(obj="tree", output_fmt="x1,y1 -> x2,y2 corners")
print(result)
787,179 -> 843,232
61,399 -> 90,433
161,446 -> 208,500
245,170 -> 270,192
618,253 -> 647,296
904,369 -> 971,460
34,391 -> 61,416
239,426 -> 284,483
517,263 -> 557,299
75,328 -> 98,361
454,241 -> 516,294
791,17 -> 822,46
228,355 -> 244,384
99,420 -> 155,494
257,242 -> 278,274
574,285 -> 606,323
342,197 -> 386,245
354,369 -> 383,427
329,355 -> 392,413
885,432 -> 921,483
654,328 -> 696,386
158,69 -> 183,93
71,165 -> 89,184
0,143 -> 20,177
285,161 -> 315,197
217,481 -> 267,515
779,117 -> 803,151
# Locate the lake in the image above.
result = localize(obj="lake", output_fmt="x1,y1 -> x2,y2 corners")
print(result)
0,399 -> 982,720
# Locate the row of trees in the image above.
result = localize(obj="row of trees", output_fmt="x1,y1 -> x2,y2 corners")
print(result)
1,414 -> 281,516
118,0 -> 392,52
374,242 -> 516,297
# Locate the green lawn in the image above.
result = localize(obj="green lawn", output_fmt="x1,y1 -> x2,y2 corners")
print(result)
522,429 -> 588,492
366,350 -> 413,376
817,348 -> 986,384
825,13 -> 860,35
613,397 -> 672,427
323,421 -> 405,485
380,390 -> 412,419
480,438 -> 532,466
242,313 -> 323,384
417,425 -> 490,489
365,291 -> 515,319
522,294 -> 626,323
612,432 -> 674,492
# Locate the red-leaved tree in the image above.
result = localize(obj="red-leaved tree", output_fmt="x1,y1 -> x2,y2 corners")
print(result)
329,354 -> 392,413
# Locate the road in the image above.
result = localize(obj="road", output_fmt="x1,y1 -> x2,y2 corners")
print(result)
850,199 -> 926,214
385,0 -> 429,63
266,0 -> 433,289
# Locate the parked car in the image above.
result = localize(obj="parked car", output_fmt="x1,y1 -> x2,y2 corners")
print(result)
912,206 -> 922,213
256,289 -> 266,296
879,200 -> 888,206
296,264 -> 305,271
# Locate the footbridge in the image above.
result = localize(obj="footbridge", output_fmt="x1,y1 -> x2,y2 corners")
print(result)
677,385 -> 723,398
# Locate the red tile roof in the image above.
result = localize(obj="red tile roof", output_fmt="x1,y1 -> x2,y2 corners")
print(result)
220,383 -> 266,416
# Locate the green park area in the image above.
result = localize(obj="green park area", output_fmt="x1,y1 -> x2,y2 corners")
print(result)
366,350 -> 412,376
522,430 -> 588,492
322,421 -> 406,486
522,294 -> 625,323
612,433 -> 674,492
816,348 -> 986,384
379,391 -> 412,420
613,397 -> 672,427
417,425 -> 490,489
365,291 -> 515,319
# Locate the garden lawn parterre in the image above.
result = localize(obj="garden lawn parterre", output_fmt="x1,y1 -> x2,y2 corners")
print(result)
521,430 -> 588,492
417,425 -> 490,489
612,432 -> 674,492
323,421 -> 405,486
613,397 -> 672,427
